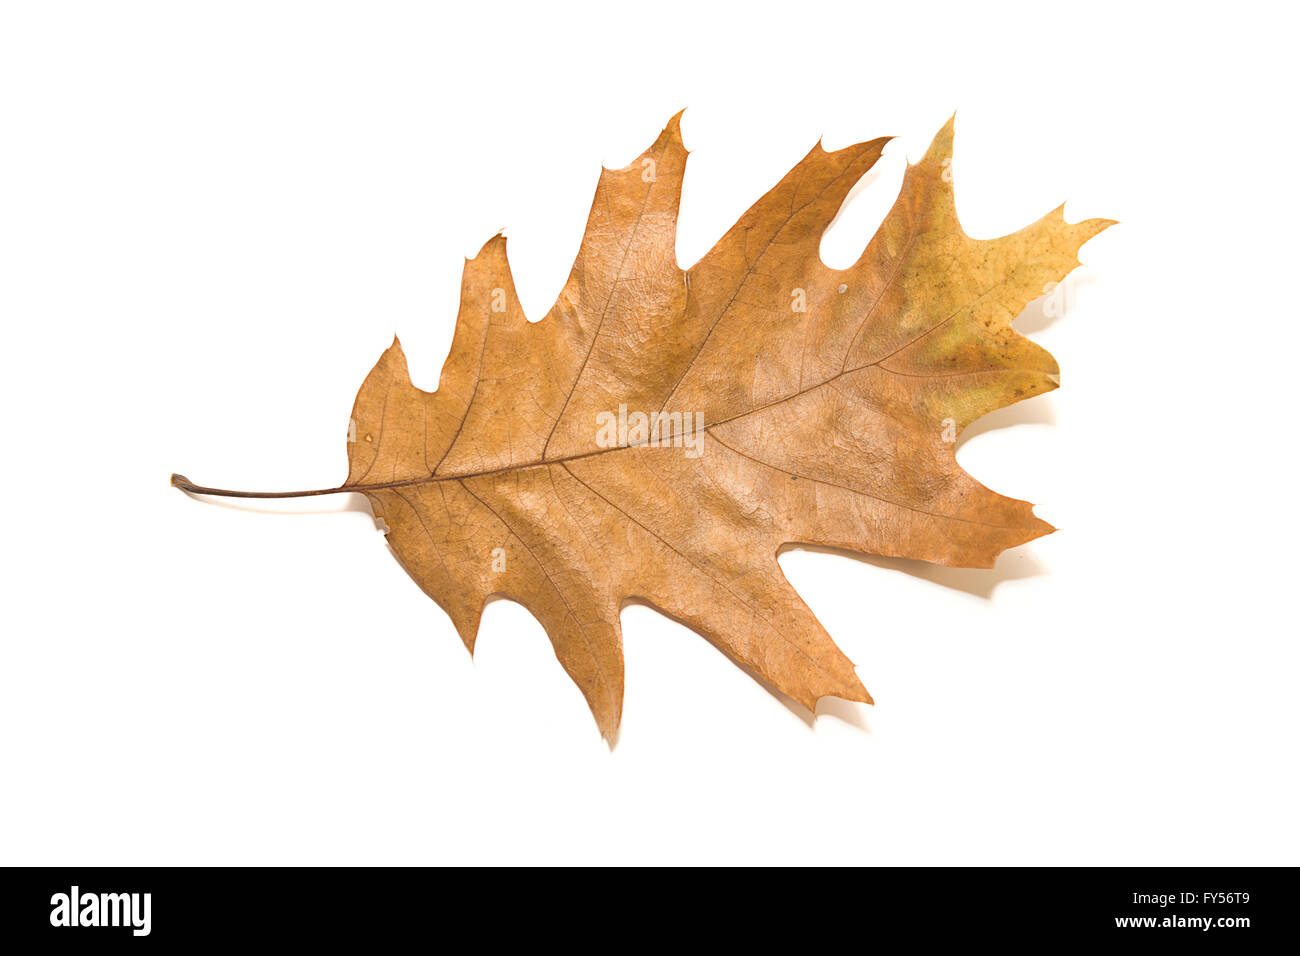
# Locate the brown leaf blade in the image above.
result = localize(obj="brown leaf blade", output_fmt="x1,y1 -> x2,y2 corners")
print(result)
247,115 -> 1112,739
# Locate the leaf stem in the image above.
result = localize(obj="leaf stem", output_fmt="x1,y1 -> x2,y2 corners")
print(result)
169,473 -> 425,498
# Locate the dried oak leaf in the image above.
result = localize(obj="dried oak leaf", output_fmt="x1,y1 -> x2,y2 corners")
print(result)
179,115 -> 1111,740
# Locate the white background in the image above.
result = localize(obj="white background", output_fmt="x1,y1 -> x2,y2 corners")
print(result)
2,1 -> 1296,865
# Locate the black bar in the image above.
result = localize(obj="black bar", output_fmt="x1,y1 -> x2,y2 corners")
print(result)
0,866 -> 1288,946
